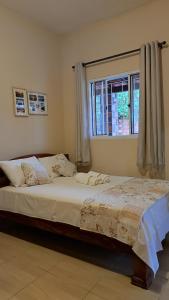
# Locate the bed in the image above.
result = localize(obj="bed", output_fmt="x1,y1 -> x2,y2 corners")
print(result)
0,153 -> 169,289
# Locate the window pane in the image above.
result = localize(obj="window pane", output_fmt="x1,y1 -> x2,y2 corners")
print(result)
107,77 -> 130,136
92,80 -> 107,135
90,73 -> 140,137
131,74 -> 140,134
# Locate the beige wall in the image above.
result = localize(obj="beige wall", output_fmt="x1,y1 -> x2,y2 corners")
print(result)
61,0 -> 169,178
1,0 -> 169,178
0,5 -> 63,160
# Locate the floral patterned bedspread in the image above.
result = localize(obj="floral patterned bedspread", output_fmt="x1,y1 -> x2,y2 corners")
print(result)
80,178 -> 169,246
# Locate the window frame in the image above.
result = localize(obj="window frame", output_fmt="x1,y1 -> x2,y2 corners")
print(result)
89,71 -> 140,138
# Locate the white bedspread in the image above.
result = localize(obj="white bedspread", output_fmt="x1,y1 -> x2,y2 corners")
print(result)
0,176 -> 128,227
0,176 -> 169,274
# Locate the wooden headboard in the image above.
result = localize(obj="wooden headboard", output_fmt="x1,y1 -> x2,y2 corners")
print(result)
0,153 -> 69,188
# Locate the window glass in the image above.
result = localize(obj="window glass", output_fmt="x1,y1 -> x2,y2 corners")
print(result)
107,77 -> 129,136
90,72 -> 140,137
131,73 -> 140,134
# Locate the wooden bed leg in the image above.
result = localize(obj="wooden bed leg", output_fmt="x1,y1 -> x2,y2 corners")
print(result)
131,254 -> 153,289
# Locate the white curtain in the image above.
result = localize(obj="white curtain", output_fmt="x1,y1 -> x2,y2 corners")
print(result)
137,41 -> 165,178
75,62 -> 91,166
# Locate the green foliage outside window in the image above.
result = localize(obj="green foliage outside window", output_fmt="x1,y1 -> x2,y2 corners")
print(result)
115,90 -> 139,119
116,91 -> 129,118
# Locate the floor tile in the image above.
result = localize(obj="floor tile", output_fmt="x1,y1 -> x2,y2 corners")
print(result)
0,231 -> 169,300
0,232 -> 63,272
7,255 -> 46,279
91,272 -> 158,300
0,261 -> 38,300
159,279 -> 169,300
11,283 -> 53,300
85,293 -> 104,300
48,254 -> 104,289
33,272 -> 88,300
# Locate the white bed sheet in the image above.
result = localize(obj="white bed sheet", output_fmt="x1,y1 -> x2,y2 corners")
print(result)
0,176 -> 129,227
133,195 -> 169,274
0,175 -> 169,274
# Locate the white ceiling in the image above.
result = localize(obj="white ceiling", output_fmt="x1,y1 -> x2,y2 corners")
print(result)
0,0 -> 154,34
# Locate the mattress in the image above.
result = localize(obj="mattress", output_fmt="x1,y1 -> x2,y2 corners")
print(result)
0,176 -> 129,227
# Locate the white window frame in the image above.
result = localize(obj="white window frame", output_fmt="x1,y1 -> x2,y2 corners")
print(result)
89,71 -> 139,139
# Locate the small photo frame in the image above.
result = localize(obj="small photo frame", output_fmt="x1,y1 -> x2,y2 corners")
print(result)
13,88 -> 28,117
28,91 -> 48,115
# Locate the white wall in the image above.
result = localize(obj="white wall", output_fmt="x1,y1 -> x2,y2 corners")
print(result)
60,0 -> 169,178
0,5 -> 64,160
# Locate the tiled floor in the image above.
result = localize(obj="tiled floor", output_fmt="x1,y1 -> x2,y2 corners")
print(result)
0,225 -> 169,300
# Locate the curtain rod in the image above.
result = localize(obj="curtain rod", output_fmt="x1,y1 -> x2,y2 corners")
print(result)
72,41 -> 167,69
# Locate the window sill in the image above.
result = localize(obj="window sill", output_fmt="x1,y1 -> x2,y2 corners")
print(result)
90,134 -> 138,140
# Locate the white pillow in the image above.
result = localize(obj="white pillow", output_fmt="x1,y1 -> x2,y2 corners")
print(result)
0,160 -> 23,187
54,154 -> 77,177
0,156 -> 49,187
21,162 -> 50,186
39,154 -> 76,178
39,155 -> 60,179
0,156 -> 37,187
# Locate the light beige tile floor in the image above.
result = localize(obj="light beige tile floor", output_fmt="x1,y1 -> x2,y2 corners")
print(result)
0,231 -> 169,300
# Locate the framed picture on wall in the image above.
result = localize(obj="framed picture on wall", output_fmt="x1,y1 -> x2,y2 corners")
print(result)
13,88 -> 28,117
28,91 -> 48,115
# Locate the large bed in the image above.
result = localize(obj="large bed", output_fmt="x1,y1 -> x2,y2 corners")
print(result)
0,153 -> 169,289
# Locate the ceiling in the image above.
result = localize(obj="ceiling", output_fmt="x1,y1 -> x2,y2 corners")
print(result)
0,0 -> 154,34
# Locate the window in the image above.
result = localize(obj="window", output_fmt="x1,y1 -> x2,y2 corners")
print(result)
90,72 -> 140,137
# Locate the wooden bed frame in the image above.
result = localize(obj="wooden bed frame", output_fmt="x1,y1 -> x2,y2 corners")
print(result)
0,153 -> 154,289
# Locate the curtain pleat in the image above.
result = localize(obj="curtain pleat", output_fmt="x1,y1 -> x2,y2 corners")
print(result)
75,62 -> 91,166
137,41 -> 165,178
